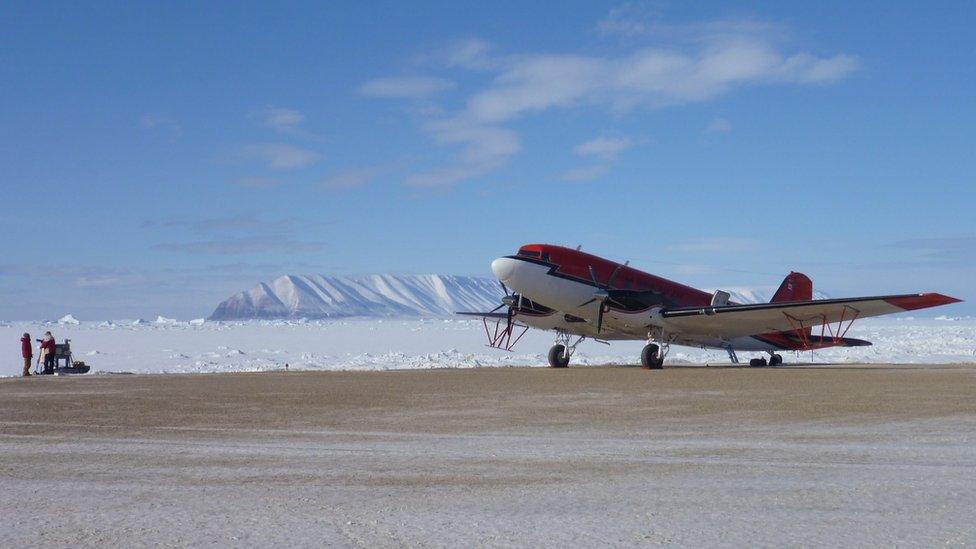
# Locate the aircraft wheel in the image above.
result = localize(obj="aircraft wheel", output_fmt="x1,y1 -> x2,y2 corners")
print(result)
641,344 -> 664,369
749,357 -> 768,367
769,354 -> 783,366
548,344 -> 570,368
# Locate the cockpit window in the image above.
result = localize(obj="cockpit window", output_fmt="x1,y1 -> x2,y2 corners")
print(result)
517,249 -> 541,258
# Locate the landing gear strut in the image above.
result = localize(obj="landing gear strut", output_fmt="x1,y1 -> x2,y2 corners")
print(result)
768,353 -> 783,366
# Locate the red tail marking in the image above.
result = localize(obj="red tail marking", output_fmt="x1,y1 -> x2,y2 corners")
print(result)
771,272 -> 812,303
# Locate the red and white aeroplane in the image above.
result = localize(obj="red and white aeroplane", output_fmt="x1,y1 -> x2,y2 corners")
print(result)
461,244 -> 962,368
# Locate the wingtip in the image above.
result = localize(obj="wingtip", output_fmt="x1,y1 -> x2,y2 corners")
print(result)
886,293 -> 963,311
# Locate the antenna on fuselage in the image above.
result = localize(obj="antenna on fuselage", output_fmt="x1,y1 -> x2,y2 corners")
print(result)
576,244 -> 582,251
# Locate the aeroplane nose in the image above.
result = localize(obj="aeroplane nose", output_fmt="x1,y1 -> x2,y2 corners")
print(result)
491,257 -> 517,283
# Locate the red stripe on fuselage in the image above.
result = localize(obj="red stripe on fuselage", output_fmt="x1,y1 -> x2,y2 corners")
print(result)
517,244 -> 715,308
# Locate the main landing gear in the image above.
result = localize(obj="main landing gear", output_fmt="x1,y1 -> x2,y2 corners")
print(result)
749,353 -> 783,367
641,343 -> 664,369
548,331 -> 584,368
640,328 -> 669,369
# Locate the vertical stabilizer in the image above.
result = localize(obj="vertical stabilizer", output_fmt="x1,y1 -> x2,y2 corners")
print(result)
771,272 -> 813,303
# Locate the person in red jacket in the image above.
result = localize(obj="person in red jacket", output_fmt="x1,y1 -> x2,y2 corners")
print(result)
39,331 -> 56,375
21,333 -> 32,377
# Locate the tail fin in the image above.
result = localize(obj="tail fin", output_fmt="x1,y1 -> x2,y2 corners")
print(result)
771,272 -> 812,303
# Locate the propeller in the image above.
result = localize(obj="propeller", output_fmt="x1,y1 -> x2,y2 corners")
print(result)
577,261 -> 629,333
495,281 -> 524,337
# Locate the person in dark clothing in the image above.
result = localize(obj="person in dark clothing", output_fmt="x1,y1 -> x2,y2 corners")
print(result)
40,331 -> 56,375
21,333 -> 32,377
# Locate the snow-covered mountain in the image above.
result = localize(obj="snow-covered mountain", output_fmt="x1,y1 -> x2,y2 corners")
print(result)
718,287 -> 831,304
210,275 -> 833,321
209,274 -> 506,320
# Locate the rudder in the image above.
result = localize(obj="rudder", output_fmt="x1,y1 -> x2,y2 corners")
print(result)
771,272 -> 812,303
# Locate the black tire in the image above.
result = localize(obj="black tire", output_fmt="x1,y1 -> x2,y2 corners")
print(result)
749,357 -> 768,367
548,344 -> 569,368
769,354 -> 783,366
641,344 -> 664,369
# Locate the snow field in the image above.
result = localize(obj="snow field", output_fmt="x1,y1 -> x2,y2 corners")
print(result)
2,317 -> 975,377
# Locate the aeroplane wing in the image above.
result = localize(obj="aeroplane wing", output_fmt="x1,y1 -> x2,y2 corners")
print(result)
456,311 -> 510,320
660,293 -> 961,339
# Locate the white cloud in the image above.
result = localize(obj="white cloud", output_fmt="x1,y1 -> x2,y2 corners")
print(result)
319,167 -> 385,190
240,144 -> 321,169
256,107 -> 304,132
560,164 -> 610,182
667,237 -> 762,253
228,176 -> 285,189
598,2 -> 660,37
365,15 -> 858,187
140,115 -> 181,135
703,117 -> 732,134
445,38 -> 494,70
465,40 -> 857,124
359,76 -> 455,99
406,120 -> 519,187
574,136 -> 632,161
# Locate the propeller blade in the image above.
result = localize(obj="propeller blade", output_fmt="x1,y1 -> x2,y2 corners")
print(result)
499,281 -> 510,296
578,297 -> 598,307
588,265 -> 600,287
596,303 -> 606,333
606,263 -> 625,289
489,303 -> 505,313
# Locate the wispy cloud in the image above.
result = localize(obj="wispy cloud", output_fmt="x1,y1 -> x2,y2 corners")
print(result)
667,237 -> 763,253
574,136 -> 632,161
140,115 -> 181,136
364,13 -> 858,187
703,117 -> 732,134
560,136 -> 631,181
464,42 -> 857,124
444,38 -> 495,70
255,106 -> 304,132
227,176 -> 285,189
406,120 -> 519,187
560,164 -> 610,182
152,236 -> 325,255
597,2 -> 662,37
359,76 -> 455,99
891,236 -> 976,250
146,213 -> 326,256
143,212 -> 305,234
319,166 -> 387,190
239,143 -> 321,169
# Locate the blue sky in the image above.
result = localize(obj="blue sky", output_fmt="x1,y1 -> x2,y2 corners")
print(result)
1,1 -> 973,319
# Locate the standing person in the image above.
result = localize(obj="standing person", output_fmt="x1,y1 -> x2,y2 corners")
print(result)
40,331 -> 56,375
20,333 -> 32,377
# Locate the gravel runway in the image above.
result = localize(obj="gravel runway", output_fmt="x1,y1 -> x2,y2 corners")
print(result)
2,364 -> 975,546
